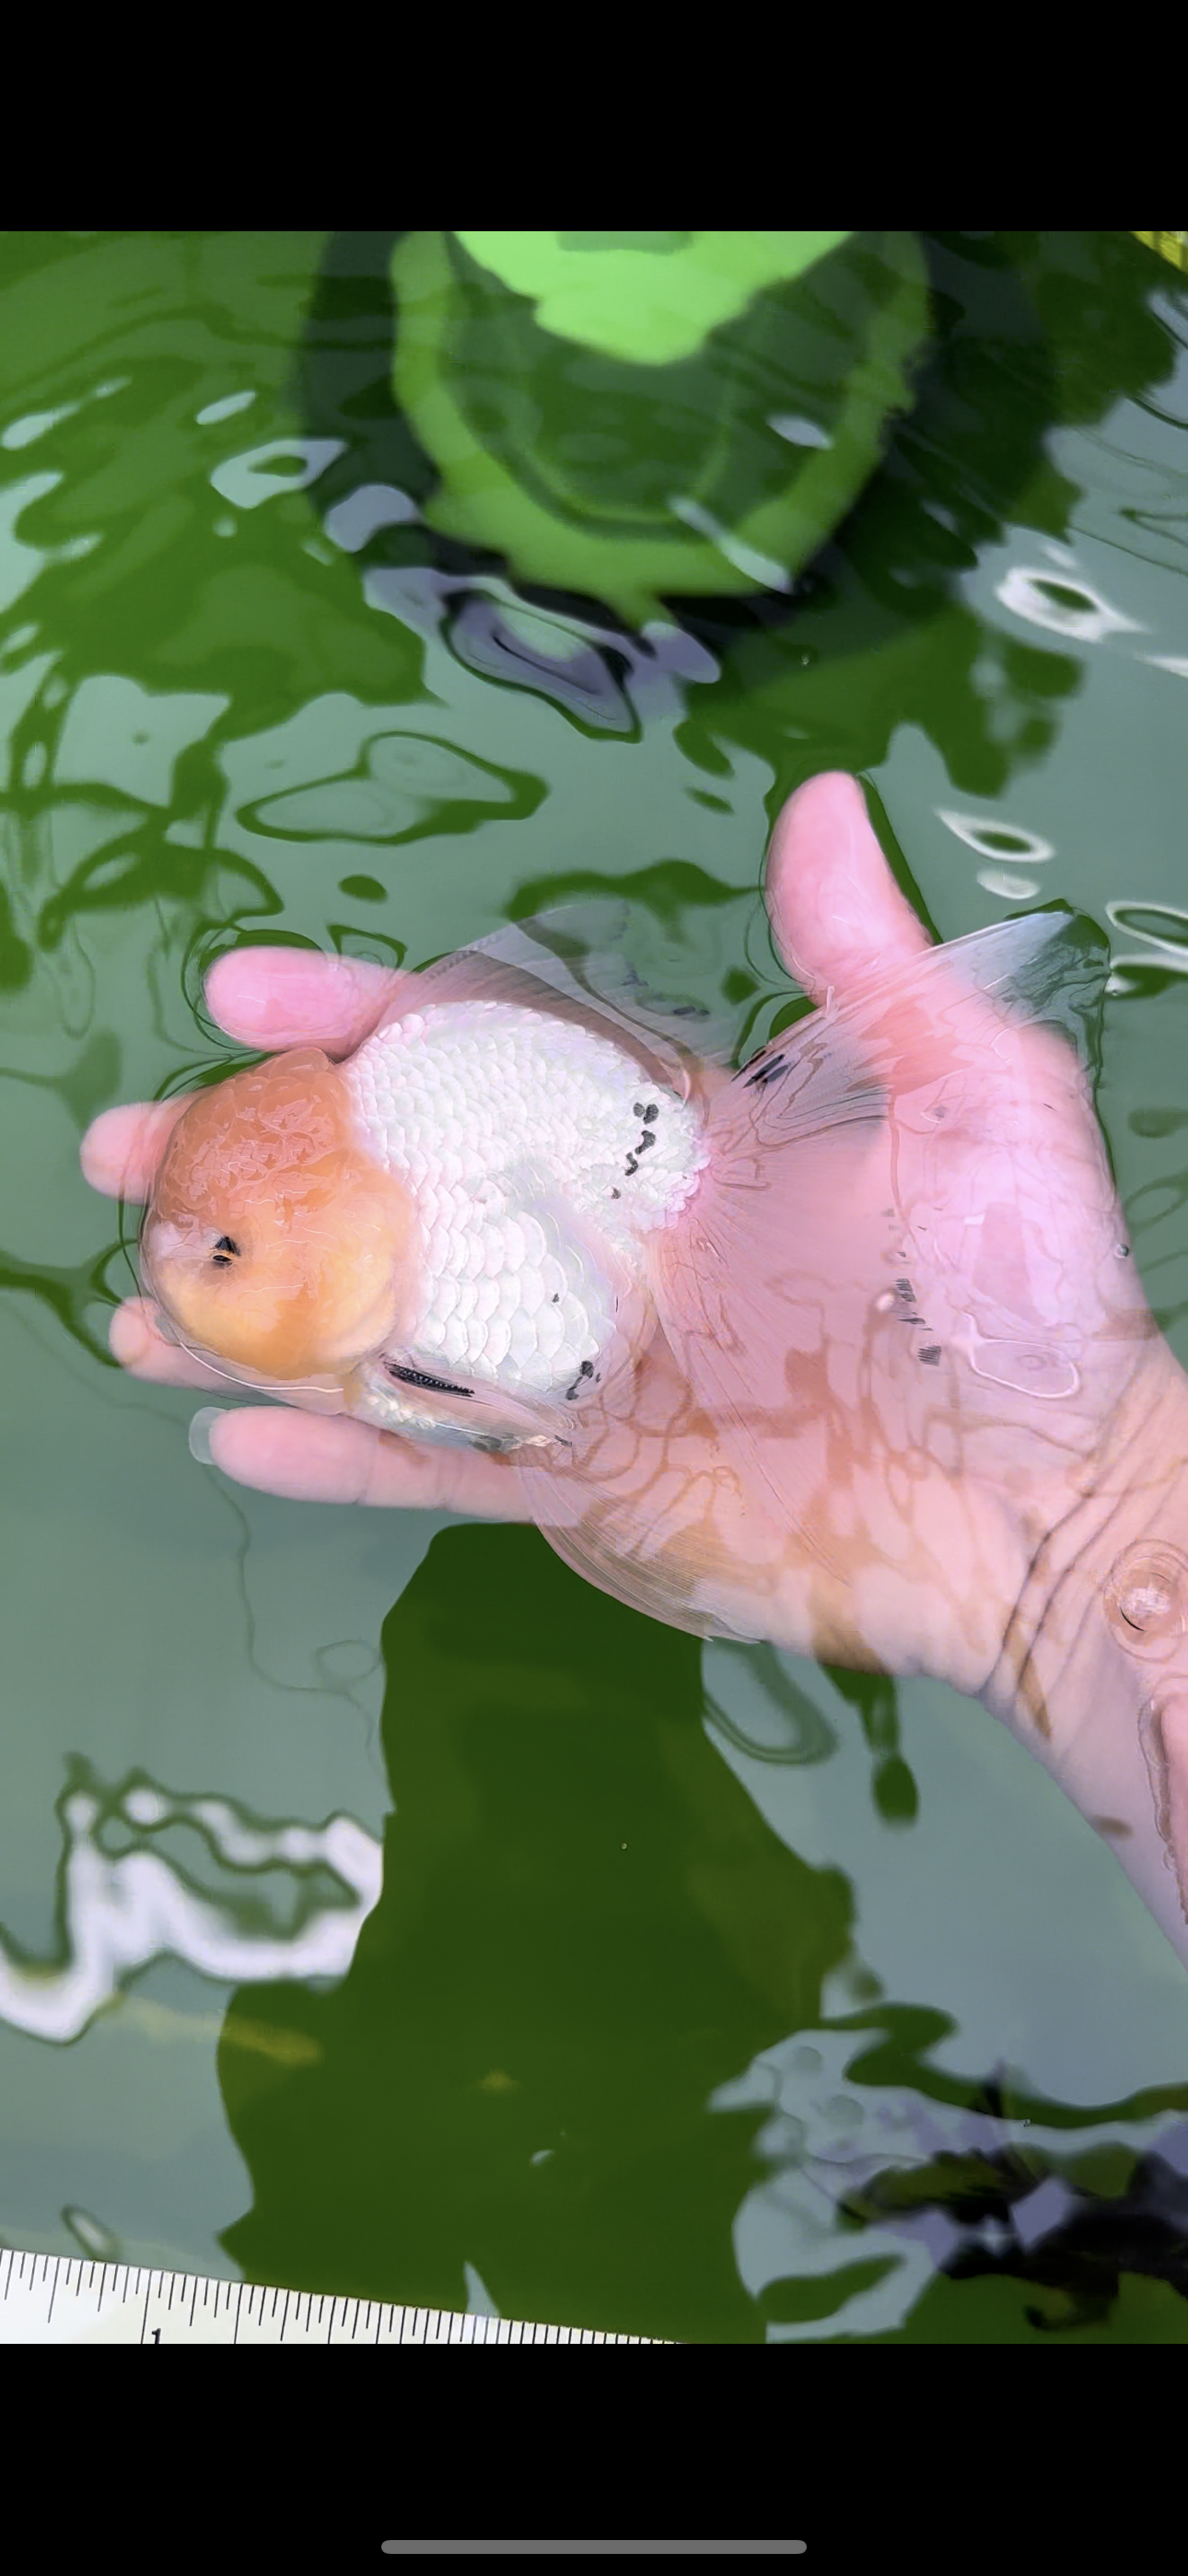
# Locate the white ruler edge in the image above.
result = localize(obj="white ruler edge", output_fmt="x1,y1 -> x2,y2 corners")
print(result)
0,2247 -> 666,2343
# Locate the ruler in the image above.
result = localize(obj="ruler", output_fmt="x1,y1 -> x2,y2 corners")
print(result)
0,2247 -> 663,2343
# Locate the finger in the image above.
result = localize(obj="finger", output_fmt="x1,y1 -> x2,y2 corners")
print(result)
764,773 -> 932,1002
194,1404 -> 534,1521
109,1297 -> 244,1391
204,947 -> 410,1057
80,1097 -> 194,1201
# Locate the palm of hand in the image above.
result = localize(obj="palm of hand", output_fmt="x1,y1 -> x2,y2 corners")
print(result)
81,776 -> 1159,1695
523,904 -> 1151,1690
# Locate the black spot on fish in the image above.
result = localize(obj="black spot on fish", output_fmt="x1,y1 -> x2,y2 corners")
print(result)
579,1361 -> 594,1377
895,1278 -> 914,1297
919,1345 -> 942,1366
642,1103 -> 658,1125
387,1362 -> 472,1398
552,1292 -> 560,1302
636,1130 -> 656,1153
745,1054 -> 786,1091
611,1188 -> 621,1200
633,1102 -> 645,1118
624,1154 -> 638,1177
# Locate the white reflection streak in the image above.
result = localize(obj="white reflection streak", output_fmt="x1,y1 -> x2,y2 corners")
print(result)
209,439 -> 345,512
976,868 -> 1041,900
324,485 -> 421,553
1,381 -> 127,452
666,493 -> 792,592
937,809 -> 1054,866
1104,896 -> 1188,960
994,563 -> 1142,643
0,1778 -> 383,2043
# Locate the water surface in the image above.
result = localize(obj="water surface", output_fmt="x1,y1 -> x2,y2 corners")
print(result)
2,231 -> 1188,2340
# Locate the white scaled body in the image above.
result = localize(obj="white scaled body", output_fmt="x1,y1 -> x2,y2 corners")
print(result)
342,997 -> 707,1444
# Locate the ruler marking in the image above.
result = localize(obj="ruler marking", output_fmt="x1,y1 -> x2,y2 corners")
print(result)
0,2249 -> 670,2341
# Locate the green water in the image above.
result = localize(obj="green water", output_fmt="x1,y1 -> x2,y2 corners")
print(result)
3,230 -> 1188,2343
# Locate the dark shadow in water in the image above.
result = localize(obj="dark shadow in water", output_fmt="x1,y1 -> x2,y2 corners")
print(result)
215,1527 -> 1188,2343
216,1521 -> 854,2344
840,2115 -> 1188,2343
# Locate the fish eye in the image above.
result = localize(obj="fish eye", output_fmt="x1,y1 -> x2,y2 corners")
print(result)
211,1235 -> 240,1269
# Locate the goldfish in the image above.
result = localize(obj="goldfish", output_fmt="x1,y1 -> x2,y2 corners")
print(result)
142,917 -> 720,1453
140,887 -> 1140,1648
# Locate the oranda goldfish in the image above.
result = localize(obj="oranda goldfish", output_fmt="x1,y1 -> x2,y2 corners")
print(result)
140,896 -> 1133,1644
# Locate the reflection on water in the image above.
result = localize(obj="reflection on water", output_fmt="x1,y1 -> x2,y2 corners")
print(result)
722,2024 -> 1188,2339
0,1760 -> 380,2043
4,232 -> 1188,2335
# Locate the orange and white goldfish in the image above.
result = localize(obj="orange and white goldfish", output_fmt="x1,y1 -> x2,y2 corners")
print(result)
142,918 -> 724,1452
141,896 -> 1131,1644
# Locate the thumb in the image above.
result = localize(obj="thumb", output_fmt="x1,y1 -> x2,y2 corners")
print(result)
764,773 -> 932,1003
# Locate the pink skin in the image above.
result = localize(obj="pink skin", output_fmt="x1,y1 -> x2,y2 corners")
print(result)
81,773 -> 1188,1959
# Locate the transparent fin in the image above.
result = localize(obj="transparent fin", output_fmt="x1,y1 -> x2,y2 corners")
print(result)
515,1316 -> 785,1642
379,901 -> 739,1095
512,905 -> 1155,1651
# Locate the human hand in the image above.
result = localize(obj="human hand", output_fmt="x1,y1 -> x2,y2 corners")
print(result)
81,767 -> 1170,1620
82,772 -> 1188,1955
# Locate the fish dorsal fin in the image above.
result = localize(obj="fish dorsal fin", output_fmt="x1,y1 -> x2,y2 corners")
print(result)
379,902 -> 738,1097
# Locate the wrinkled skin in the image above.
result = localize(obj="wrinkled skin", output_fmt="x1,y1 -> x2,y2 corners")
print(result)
83,774 -> 1188,1963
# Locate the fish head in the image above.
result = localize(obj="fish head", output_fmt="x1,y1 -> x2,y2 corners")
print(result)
140,1048 -> 414,1386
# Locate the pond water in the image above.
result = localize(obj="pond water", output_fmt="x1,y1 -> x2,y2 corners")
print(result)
3,230 -> 1188,2343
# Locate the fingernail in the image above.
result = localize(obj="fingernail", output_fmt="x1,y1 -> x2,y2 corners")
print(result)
189,1407 -> 229,1465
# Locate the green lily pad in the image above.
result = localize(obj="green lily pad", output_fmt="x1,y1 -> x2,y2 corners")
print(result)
390,229 -> 931,626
